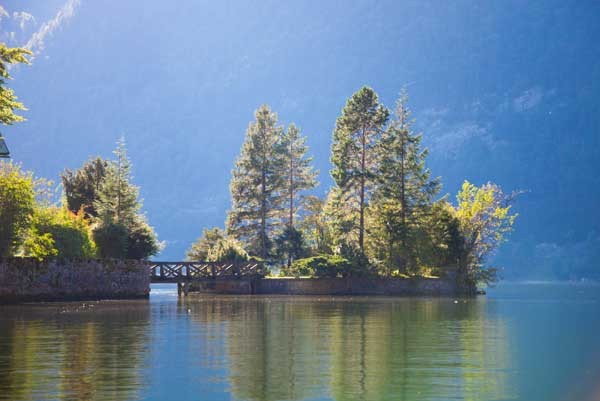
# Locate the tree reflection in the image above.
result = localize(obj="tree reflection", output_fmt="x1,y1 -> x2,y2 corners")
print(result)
210,297 -> 513,401
0,302 -> 150,401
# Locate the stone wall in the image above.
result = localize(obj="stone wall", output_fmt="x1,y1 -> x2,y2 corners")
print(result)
188,275 -> 460,296
0,258 -> 150,303
255,277 -> 458,296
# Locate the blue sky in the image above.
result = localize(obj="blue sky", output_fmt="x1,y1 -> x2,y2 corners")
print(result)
2,0 -> 599,277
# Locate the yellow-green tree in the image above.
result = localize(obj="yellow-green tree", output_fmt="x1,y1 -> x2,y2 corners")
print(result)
455,181 -> 518,288
0,161 -> 35,257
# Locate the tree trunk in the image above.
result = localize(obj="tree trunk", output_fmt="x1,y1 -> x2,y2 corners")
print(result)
359,126 -> 367,251
260,167 -> 267,260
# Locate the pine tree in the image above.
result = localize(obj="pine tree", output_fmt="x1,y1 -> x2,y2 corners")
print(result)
372,91 -> 440,272
92,138 -> 160,259
280,124 -> 318,227
277,124 -> 317,266
227,105 -> 286,259
330,86 -> 389,251
94,137 -> 140,226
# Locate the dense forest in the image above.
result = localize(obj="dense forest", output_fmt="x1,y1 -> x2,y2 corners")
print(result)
187,87 -> 517,288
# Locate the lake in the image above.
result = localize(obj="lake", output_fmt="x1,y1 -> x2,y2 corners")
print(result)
0,282 -> 598,401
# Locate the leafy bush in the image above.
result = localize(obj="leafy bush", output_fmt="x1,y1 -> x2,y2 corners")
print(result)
22,232 -> 57,260
339,242 -> 374,277
24,207 -> 96,259
93,222 -> 128,259
0,161 -> 35,257
126,218 -> 161,259
93,217 -> 160,260
287,254 -> 351,278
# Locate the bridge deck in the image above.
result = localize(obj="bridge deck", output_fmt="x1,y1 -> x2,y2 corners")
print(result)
147,261 -> 265,283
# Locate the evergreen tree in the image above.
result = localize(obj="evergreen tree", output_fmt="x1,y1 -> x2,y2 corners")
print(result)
279,124 -> 318,227
277,123 -> 317,266
274,226 -> 306,268
330,86 -> 389,251
227,105 -> 286,259
371,92 -> 440,272
93,138 -> 160,259
94,138 -> 140,226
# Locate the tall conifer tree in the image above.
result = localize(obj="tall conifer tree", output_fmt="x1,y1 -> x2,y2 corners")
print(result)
94,137 -> 140,226
227,105 -> 285,259
330,86 -> 389,251
279,124 -> 318,228
276,123 -> 317,266
372,92 -> 440,271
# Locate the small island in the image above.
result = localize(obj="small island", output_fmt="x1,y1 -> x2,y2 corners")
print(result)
0,45 -> 517,302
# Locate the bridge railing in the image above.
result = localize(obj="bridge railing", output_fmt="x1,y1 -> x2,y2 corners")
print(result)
147,261 -> 265,281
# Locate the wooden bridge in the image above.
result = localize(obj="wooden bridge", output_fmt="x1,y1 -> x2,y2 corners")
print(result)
147,261 -> 265,295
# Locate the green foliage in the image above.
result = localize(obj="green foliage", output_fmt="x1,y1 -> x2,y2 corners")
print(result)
24,206 -> 96,259
22,232 -> 57,261
369,92 -> 440,273
126,217 -> 160,259
0,161 -> 35,257
61,157 -> 108,218
92,222 -> 128,259
207,237 -> 250,263
338,242 -> 374,277
0,44 -> 31,126
186,227 -> 225,261
297,195 -> 334,255
94,138 -> 140,226
227,105 -> 286,259
90,138 -> 160,260
455,181 -> 518,287
279,123 -> 318,228
286,254 -> 351,278
274,226 -> 306,268
330,86 -> 389,251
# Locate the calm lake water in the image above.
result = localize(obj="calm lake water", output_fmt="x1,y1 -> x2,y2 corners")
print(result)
0,282 -> 599,401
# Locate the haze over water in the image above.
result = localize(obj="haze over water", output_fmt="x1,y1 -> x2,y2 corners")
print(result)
0,283 -> 598,401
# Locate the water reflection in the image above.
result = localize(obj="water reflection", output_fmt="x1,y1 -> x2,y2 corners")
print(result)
6,286 -> 596,401
0,302 -> 150,401
184,297 -> 513,401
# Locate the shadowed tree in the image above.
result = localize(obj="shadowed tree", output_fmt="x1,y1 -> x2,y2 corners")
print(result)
61,157 -> 108,219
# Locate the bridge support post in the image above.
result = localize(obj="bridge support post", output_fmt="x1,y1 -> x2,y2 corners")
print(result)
177,282 -> 190,297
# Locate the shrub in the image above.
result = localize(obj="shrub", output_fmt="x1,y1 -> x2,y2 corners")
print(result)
126,217 -> 160,259
93,222 -> 128,259
0,161 -> 35,257
25,207 -> 96,259
287,254 -> 351,278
